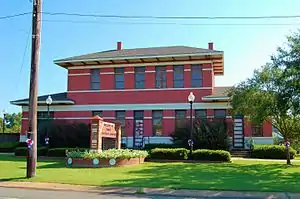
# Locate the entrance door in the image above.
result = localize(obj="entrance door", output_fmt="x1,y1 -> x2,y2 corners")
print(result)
133,111 -> 144,148
233,115 -> 244,148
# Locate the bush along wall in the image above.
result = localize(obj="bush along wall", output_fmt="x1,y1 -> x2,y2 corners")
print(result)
250,145 -> 296,159
0,142 -> 20,152
47,148 -> 88,157
192,149 -> 231,162
149,148 -> 188,160
14,147 -> 48,156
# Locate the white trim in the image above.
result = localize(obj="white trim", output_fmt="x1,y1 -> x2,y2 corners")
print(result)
124,71 -> 134,74
163,116 -> 175,119
202,68 -> 213,71
125,117 -> 134,119
145,70 -> 155,73
22,102 -> 231,112
54,52 -> 222,64
166,70 -> 173,72
202,96 -> 230,101
68,73 -> 90,76
63,60 -> 214,70
101,72 -> 114,75
68,87 -> 213,93
144,116 -> 152,119
22,117 -> 115,120
184,69 -> 191,72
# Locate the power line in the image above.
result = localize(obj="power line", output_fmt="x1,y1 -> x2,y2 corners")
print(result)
42,12 -> 300,20
42,19 -> 300,26
0,12 -> 31,20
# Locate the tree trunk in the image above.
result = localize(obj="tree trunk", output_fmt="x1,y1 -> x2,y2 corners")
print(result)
286,147 -> 291,165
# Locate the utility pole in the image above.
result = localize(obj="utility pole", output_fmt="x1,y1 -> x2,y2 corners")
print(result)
27,0 -> 42,178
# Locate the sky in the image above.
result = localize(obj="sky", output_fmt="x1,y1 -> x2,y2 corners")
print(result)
1,0 -> 300,114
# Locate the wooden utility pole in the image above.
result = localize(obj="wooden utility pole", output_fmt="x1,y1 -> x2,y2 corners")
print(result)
27,0 -> 42,178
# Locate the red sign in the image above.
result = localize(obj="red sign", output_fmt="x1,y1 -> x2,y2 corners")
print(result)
101,122 -> 116,138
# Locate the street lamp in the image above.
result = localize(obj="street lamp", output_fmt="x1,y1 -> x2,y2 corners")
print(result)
45,96 -> 52,146
187,92 -> 195,160
2,110 -> 6,133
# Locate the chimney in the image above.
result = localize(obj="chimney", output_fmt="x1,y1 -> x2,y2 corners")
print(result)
208,42 -> 214,50
117,41 -> 122,50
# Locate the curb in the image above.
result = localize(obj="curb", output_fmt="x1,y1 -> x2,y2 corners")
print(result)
0,182 -> 296,199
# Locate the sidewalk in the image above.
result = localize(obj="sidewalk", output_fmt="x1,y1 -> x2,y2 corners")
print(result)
0,181 -> 299,199
232,157 -> 300,162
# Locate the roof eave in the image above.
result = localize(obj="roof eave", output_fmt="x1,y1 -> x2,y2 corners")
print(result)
10,100 -> 75,106
202,96 -> 230,101
54,51 -> 224,65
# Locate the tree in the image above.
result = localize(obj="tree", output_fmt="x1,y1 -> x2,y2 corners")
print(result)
0,112 -> 22,133
228,30 -> 300,164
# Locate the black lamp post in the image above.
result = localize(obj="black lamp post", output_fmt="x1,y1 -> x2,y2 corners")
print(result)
45,96 -> 52,146
187,92 -> 195,160
2,110 -> 6,133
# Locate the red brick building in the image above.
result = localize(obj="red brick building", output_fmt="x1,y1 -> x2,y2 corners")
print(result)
11,42 -> 273,148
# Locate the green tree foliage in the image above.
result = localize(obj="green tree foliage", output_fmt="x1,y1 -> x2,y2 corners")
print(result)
228,30 -> 300,142
171,119 -> 229,150
0,112 -> 21,133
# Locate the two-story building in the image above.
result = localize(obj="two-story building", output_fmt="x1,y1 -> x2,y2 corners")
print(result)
11,42 -> 273,148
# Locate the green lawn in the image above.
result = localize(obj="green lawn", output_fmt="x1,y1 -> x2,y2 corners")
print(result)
0,155 -> 300,193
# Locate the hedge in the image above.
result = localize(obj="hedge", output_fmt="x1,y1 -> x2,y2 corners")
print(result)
14,147 -> 48,156
67,149 -> 149,159
192,149 -> 231,162
143,143 -> 177,150
47,148 -> 88,157
250,145 -> 296,159
149,148 -> 188,160
0,142 -> 20,152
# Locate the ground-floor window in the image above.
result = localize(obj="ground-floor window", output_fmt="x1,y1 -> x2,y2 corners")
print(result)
214,109 -> 226,119
195,109 -> 206,119
92,111 -> 103,117
152,110 -> 163,136
175,110 -> 186,129
115,111 -> 126,136
251,125 -> 263,136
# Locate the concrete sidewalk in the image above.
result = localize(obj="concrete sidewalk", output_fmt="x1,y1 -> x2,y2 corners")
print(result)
232,157 -> 300,162
0,181 -> 299,199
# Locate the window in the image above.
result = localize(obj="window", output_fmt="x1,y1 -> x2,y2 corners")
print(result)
155,66 -> 167,88
90,69 -> 100,90
115,68 -> 124,89
152,111 -> 163,136
135,67 -> 145,89
92,111 -> 103,117
191,64 -> 202,87
195,109 -> 206,119
252,125 -> 263,137
175,110 -> 186,128
115,111 -> 126,136
214,110 -> 226,118
37,111 -> 54,119
173,65 -> 184,88
134,111 -> 144,120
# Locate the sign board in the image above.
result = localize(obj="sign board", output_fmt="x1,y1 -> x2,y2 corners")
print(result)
90,120 -> 99,150
101,122 -> 116,138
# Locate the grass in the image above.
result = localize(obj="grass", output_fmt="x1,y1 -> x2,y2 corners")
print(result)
0,155 -> 300,192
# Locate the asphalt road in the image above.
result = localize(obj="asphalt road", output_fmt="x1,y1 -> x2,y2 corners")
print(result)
0,187 -> 267,199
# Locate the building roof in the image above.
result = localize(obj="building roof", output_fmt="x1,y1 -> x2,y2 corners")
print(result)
202,86 -> 232,101
10,92 -> 75,106
54,44 -> 224,75
55,46 -> 223,63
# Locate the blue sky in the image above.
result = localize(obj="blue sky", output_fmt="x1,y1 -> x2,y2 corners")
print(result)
1,0 -> 300,114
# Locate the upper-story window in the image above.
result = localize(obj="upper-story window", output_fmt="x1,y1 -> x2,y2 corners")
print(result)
115,68 -> 125,89
191,64 -> 202,87
155,66 -> 167,88
135,67 -> 145,89
90,69 -> 100,90
173,65 -> 184,88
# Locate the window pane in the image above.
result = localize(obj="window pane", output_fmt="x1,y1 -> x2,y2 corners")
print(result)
91,82 -> 100,90
191,79 -> 202,87
115,81 -> 124,89
252,125 -> 262,136
134,111 -> 144,119
115,111 -> 126,136
175,110 -> 186,118
115,68 -> 124,74
195,110 -> 206,118
152,110 -> 163,118
215,110 -> 226,118
174,80 -> 184,88
115,74 -> 124,82
90,69 -> 100,90
152,111 -> 163,136
155,66 -> 167,88
191,71 -> 202,79
116,111 -> 125,119
135,67 -> 145,73
92,111 -> 103,117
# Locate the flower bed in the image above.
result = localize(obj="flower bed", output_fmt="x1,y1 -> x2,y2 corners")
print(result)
66,149 -> 148,168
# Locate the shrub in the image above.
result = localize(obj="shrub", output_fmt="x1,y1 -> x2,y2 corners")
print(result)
143,143 -> 177,150
149,148 -> 188,160
67,149 -> 149,160
250,145 -> 296,159
47,148 -> 88,157
192,149 -> 231,162
14,147 -> 48,156
171,119 -> 229,150
0,142 -> 19,152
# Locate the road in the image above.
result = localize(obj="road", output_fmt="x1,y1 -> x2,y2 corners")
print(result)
0,187 -> 267,199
